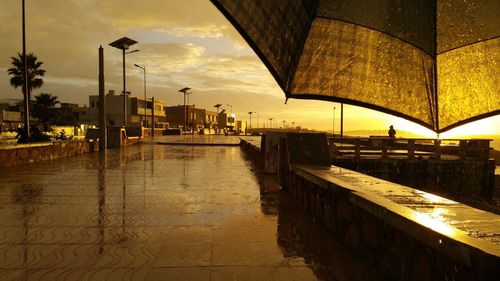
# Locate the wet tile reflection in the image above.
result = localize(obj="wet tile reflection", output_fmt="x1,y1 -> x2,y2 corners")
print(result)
0,144 -> 380,280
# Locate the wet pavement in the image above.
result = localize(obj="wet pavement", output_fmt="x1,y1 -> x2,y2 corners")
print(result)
0,139 -> 380,281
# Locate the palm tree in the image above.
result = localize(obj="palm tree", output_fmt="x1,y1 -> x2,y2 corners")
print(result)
8,53 -> 46,142
32,93 -> 59,131
7,52 -> 46,100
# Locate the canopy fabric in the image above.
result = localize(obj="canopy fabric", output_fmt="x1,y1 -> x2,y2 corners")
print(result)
211,0 -> 499,132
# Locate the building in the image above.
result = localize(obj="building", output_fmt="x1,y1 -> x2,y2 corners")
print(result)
165,105 -> 219,133
53,103 -> 80,126
0,110 -> 22,132
218,112 -> 236,133
0,99 -> 23,132
235,120 -> 247,134
87,91 -> 166,127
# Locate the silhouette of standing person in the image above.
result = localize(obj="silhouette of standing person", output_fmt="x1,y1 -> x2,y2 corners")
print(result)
388,125 -> 396,138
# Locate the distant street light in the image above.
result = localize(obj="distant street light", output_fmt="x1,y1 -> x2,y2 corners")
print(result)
333,106 -> 336,136
248,111 -> 254,130
268,117 -> 273,128
255,112 -> 259,128
179,87 -> 191,131
214,104 -> 222,134
134,64 -> 147,127
109,37 -> 138,126
282,120 -> 286,128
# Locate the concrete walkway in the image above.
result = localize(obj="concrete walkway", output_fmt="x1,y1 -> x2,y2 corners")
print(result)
0,140 -> 380,281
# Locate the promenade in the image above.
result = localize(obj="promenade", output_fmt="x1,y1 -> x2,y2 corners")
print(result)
0,136 -> 380,281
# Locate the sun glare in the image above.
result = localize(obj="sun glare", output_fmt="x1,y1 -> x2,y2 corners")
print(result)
440,116 -> 500,139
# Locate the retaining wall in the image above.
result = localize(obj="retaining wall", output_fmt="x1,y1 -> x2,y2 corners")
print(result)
0,140 -> 97,168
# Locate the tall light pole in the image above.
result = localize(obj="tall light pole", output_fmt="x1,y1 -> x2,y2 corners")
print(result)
134,64 -> 147,127
333,106 -> 336,136
255,112 -> 259,128
109,37 -> 138,127
268,117 -> 273,129
21,0 -> 30,141
179,87 -> 191,132
282,120 -> 286,129
247,111 -> 254,130
214,104 -> 222,134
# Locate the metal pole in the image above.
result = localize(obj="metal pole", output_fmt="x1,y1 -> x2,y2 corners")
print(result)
340,103 -> 344,139
143,67 -> 146,127
183,93 -> 186,131
122,49 -> 127,127
22,0 -> 30,141
151,97 -> 155,137
98,46 -> 106,150
333,106 -> 336,136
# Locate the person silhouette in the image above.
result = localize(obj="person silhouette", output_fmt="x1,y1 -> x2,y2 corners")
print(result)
388,125 -> 396,138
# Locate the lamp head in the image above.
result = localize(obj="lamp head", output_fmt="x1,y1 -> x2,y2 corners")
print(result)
179,87 -> 191,93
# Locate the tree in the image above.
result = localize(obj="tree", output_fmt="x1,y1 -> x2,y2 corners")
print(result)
8,53 -> 46,142
32,93 -> 59,131
7,52 -> 46,98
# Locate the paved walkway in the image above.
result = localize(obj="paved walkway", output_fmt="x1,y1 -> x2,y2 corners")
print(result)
0,141 -> 380,281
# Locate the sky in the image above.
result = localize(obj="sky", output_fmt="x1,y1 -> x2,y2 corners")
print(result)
0,0 -> 498,137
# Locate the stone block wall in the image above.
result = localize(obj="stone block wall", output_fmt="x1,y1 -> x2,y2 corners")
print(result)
0,140 -> 95,168
287,169 -> 499,281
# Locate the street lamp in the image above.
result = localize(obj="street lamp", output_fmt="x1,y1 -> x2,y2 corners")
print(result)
179,87 -> 191,132
247,111 -> 254,130
268,117 -> 273,129
134,64 -> 147,127
282,120 -> 286,129
214,104 -> 222,134
21,0 -> 30,141
109,37 -> 138,127
333,106 -> 336,136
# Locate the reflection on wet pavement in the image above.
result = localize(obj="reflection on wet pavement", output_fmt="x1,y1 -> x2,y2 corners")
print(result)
0,143 -> 380,280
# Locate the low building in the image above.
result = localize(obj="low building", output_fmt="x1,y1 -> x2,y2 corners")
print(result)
0,110 -> 22,132
218,112 -> 236,133
235,120 -> 247,134
87,91 -> 166,127
165,105 -> 218,132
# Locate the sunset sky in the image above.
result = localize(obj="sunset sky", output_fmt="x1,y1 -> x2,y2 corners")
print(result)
0,0 -> 497,137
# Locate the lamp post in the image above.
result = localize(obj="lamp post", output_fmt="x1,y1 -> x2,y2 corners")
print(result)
109,37 -> 138,127
21,0 -> 30,141
268,117 -> 273,129
187,91 -> 193,133
255,112 -> 259,129
247,111 -> 254,131
282,120 -> 286,129
179,87 -> 191,132
214,104 -> 222,134
333,106 -> 336,136
133,64 -> 147,127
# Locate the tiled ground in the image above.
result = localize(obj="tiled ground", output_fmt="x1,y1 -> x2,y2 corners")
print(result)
0,140 -> 380,280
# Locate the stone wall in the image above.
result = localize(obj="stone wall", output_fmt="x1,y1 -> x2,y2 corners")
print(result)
0,140 -> 97,168
288,167 -> 499,281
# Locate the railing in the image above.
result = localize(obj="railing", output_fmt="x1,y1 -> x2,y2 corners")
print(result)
327,137 -> 491,161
